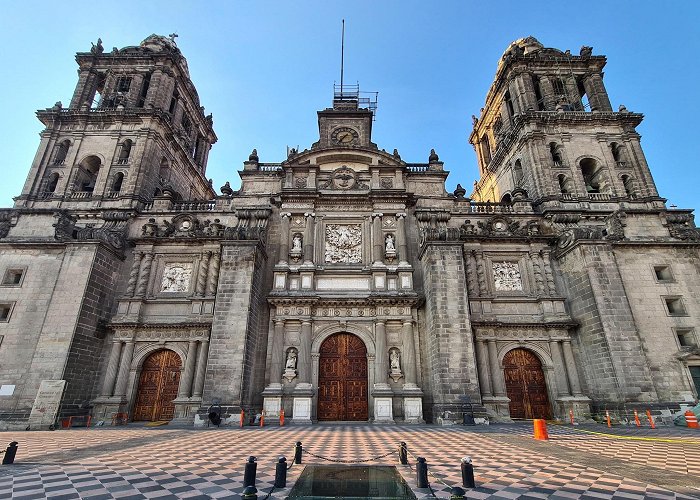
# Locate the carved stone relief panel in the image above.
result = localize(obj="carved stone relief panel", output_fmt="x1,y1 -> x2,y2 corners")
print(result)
160,263 -> 193,293
324,224 -> 362,264
492,262 -> 523,291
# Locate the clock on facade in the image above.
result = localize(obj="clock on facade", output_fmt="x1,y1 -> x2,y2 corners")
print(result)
331,127 -> 359,146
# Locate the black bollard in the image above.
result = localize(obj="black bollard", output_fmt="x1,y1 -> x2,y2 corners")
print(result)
461,456 -> 475,488
416,457 -> 429,488
243,456 -> 257,487
451,486 -> 466,499
399,441 -> 408,465
241,485 -> 257,499
294,441 -> 303,464
274,456 -> 287,488
2,442 -> 18,465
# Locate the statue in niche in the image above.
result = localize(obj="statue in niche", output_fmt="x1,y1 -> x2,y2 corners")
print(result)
385,233 -> 396,261
283,348 -> 298,382
289,233 -> 303,262
389,348 -> 403,382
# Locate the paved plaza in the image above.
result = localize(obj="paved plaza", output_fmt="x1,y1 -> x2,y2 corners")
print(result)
0,423 -> 697,499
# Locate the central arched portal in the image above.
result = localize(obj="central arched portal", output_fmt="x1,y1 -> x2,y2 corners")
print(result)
133,349 -> 181,421
317,333 -> 368,421
503,348 -> 551,419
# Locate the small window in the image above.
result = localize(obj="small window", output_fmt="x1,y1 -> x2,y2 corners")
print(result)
676,328 -> 697,348
654,265 -> 673,282
116,77 -> 132,93
1,269 -> 25,286
664,297 -> 687,316
0,303 -> 13,322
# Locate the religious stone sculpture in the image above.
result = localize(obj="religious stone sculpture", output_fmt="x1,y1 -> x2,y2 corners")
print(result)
389,348 -> 403,382
283,348 -> 298,382
492,262 -> 523,291
160,263 -> 193,293
324,224 -> 362,263
385,233 -> 396,261
290,233 -> 303,262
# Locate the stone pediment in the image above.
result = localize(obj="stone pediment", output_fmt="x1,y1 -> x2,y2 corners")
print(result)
282,147 -> 404,170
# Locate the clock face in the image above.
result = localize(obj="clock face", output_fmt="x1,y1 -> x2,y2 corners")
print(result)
331,127 -> 359,146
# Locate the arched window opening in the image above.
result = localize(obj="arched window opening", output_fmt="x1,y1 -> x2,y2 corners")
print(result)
501,193 -> 513,205
576,77 -> 590,111
112,172 -> 124,193
549,142 -> 562,166
46,173 -> 59,195
480,135 -> 492,166
580,158 -> 607,194
611,142 -> 626,166
532,75 -> 545,111
513,160 -> 524,186
558,174 -> 570,194
504,91 -> 515,118
137,73 -> 151,108
118,140 -> 132,164
75,155 -> 101,193
621,175 -> 635,198
53,140 -> 70,165
158,157 -> 170,183
91,73 -> 106,109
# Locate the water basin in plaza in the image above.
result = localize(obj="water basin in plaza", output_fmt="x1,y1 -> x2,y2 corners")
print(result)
287,465 -> 417,499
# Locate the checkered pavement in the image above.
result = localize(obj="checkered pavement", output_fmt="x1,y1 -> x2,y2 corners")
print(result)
0,424 -> 696,499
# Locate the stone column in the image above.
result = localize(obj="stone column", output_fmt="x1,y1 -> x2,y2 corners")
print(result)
303,213 -> 315,265
396,213 -> 409,266
135,253 -> 153,298
192,339 -> 209,398
374,321 -> 388,386
561,340 -> 583,396
549,340 -> 571,396
206,252 -> 220,296
475,251 -> 487,295
178,340 -> 198,398
195,252 -> 211,296
541,249 -> 556,295
100,340 -> 123,397
531,251 -> 545,296
113,340 -> 135,398
372,213 -> 383,265
298,321 -> 312,384
402,321 -> 417,387
487,340 -> 506,396
279,213 -> 291,265
270,319 -> 286,385
475,339 -> 492,397
539,76 -> 556,111
125,252 -> 143,297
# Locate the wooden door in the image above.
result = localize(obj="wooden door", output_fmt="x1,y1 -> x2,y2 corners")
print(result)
133,350 -> 181,421
318,333 -> 368,421
503,348 -> 551,419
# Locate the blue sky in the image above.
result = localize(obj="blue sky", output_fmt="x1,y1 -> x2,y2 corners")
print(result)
1,1 -> 699,210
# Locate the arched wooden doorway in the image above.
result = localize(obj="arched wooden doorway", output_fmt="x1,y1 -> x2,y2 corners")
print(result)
317,333 -> 368,421
133,350 -> 181,421
503,348 -> 551,419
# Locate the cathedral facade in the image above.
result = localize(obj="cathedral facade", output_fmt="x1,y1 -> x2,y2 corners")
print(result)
0,35 -> 698,428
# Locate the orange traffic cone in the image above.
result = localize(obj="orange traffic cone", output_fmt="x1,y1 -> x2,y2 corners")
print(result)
569,408 -> 575,425
533,419 -> 549,440
280,408 -> 285,427
605,410 -> 611,428
685,410 -> 698,429
240,409 -> 245,428
633,410 -> 641,427
646,410 -> 655,429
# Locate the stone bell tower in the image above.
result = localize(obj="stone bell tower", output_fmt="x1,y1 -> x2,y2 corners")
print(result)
14,34 -> 216,210
469,37 -> 662,211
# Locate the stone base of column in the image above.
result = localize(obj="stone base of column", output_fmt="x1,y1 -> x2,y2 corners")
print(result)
402,397 -> 424,423
292,397 -> 313,424
481,396 -> 512,421
373,397 -> 395,423
262,396 -> 282,419
91,396 -> 129,423
554,396 -> 592,423
172,398 -> 201,423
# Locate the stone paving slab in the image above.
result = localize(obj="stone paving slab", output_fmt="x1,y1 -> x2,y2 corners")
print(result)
0,423 -> 696,499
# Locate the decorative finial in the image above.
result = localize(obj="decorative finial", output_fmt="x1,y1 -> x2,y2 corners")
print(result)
429,149 -> 439,163
220,181 -> 233,197
454,184 -> 467,200
393,149 -> 401,160
168,33 -> 179,44
472,115 -> 478,126
249,149 -> 259,162
618,104 -> 628,113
